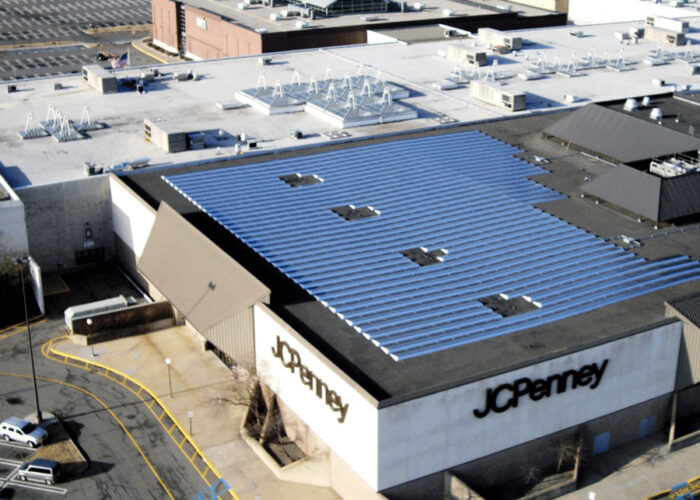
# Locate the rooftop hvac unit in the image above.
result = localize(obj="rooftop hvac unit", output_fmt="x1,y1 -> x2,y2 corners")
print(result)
495,4 -> 512,10
413,2 -> 425,10
296,20 -> 309,28
649,107 -> 663,120
174,70 -> 193,81
652,78 -> 666,87
642,96 -> 651,106
443,8 -> 455,15
269,13 -> 282,20
623,98 -> 638,111
361,15 -> 379,21
238,2 -> 249,8
517,70 -> 542,80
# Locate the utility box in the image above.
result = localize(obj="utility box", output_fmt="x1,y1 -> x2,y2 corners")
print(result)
646,15 -> 689,33
144,119 -> 187,153
470,81 -> 526,111
477,28 -> 522,50
446,46 -> 487,66
64,295 -> 130,330
82,65 -> 118,94
644,25 -> 686,46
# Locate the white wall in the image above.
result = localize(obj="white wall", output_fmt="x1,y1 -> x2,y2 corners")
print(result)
17,175 -> 112,270
0,175 -> 29,259
109,175 -> 156,258
376,322 -> 682,490
569,0 -> 697,24
0,200 -> 29,259
254,305 -> 381,490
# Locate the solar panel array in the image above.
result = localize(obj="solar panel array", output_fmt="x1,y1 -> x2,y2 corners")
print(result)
165,131 -> 700,361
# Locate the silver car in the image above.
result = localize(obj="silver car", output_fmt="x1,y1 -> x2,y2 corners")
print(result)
17,459 -> 60,485
0,417 -> 47,447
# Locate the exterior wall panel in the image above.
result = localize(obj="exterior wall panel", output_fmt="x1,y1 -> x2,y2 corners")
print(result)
0,176 -> 29,259
376,322 -> 681,490
254,304 -> 380,490
203,306 -> 256,370
185,5 -> 262,59
17,176 -> 112,271
152,0 -> 179,53
665,304 -> 700,388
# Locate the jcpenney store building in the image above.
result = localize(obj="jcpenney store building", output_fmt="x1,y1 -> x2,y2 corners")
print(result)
111,130 -> 700,499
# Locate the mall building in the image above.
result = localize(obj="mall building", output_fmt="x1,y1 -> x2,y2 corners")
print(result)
110,122 -> 700,498
3,18 -> 700,498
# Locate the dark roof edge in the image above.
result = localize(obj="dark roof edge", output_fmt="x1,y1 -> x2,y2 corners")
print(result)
376,317 -> 680,408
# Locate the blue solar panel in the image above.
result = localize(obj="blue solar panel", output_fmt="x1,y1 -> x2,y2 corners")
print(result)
164,131 -> 700,361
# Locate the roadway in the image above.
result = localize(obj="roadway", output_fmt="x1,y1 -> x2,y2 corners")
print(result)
0,267 -> 213,499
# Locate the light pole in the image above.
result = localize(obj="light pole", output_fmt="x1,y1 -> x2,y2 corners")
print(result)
87,318 -> 96,357
165,358 -> 173,397
15,257 -> 42,424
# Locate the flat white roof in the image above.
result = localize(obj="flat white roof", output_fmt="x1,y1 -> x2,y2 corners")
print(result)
2,18 -> 700,187
182,0 -> 552,33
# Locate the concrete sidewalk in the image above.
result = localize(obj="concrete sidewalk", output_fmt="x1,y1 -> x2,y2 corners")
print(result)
131,37 -> 184,65
562,434 -> 700,499
56,326 -> 339,500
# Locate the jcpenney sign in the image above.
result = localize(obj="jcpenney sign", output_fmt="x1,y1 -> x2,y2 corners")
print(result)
272,336 -> 349,423
473,360 -> 609,418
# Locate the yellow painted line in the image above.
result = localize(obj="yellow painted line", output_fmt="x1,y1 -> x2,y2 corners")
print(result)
131,40 -> 168,64
43,336 -> 239,500
43,274 -> 70,296
0,317 -> 47,341
82,24 -> 151,35
0,370 -> 174,500
0,316 -> 46,334
0,41 -> 78,51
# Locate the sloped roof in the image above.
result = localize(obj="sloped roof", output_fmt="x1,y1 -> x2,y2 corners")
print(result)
659,172 -> 700,220
668,293 -> 700,328
137,202 -> 270,333
301,0 -> 337,8
544,104 -> 700,164
164,130 -> 700,361
582,165 -> 700,222
582,164 -> 661,220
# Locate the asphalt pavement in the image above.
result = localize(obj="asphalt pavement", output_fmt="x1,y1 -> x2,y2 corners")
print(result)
0,266 -> 211,499
0,0 -> 158,82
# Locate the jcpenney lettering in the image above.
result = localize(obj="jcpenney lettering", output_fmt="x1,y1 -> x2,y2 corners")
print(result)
473,360 -> 609,418
272,336 -> 349,423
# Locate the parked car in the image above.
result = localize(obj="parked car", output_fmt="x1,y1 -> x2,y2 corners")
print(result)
0,417 -> 47,447
17,459 -> 60,485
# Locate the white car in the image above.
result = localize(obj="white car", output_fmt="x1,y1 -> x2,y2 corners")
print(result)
0,417 -> 47,447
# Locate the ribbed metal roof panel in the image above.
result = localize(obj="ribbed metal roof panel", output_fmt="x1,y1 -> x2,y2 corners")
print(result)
165,131 -> 700,361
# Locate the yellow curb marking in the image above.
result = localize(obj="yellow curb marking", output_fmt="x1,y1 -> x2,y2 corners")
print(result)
81,24 -> 152,35
0,370 -> 174,500
43,336 -> 239,500
131,40 -> 168,64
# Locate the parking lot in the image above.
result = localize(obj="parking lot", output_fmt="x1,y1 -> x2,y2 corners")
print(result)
0,441 -> 68,498
0,0 -> 156,82
0,266 -> 214,499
